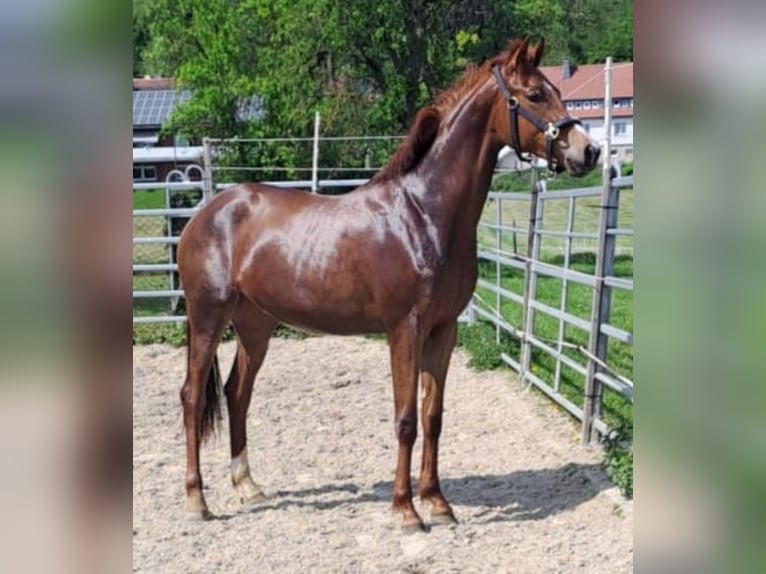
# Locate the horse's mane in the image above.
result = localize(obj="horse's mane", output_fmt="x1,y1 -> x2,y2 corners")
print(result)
432,40 -> 527,114
433,63 -> 489,114
369,64 -> 492,184
369,106 -> 441,184
369,41 -> 527,184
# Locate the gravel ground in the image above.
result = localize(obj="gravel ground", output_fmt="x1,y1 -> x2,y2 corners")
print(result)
133,335 -> 632,573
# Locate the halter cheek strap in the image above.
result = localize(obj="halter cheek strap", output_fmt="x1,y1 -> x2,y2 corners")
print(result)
491,65 -> 581,171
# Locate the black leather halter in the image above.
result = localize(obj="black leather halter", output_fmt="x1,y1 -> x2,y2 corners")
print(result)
491,64 -> 581,171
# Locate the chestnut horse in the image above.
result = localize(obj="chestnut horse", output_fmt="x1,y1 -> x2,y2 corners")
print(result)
177,39 -> 600,530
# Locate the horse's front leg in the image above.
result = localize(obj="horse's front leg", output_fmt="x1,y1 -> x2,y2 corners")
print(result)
387,316 -> 424,531
419,321 -> 457,524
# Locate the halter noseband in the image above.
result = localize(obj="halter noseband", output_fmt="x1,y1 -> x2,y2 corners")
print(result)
491,64 -> 581,172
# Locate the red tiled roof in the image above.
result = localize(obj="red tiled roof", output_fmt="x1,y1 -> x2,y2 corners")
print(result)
539,62 -> 633,101
133,77 -> 176,90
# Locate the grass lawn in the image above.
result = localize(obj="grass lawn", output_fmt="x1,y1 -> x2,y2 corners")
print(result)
133,189 -> 166,210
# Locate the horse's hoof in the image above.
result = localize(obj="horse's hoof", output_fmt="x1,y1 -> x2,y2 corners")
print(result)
430,510 -> 458,526
401,517 -> 426,534
240,491 -> 268,506
185,507 -> 214,521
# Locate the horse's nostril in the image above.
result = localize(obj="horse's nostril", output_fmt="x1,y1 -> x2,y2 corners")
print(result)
585,144 -> 601,166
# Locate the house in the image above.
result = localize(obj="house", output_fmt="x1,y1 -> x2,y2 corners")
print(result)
540,60 -> 634,163
132,78 -> 202,183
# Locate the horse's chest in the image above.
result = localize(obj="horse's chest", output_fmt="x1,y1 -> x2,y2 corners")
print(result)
421,260 -> 478,321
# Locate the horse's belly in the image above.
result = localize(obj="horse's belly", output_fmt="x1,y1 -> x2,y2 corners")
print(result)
238,262 -> 386,335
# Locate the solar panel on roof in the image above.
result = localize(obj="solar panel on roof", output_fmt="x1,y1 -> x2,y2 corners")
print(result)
132,89 -> 191,127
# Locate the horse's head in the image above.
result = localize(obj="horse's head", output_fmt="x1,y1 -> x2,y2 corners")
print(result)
491,39 -> 600,176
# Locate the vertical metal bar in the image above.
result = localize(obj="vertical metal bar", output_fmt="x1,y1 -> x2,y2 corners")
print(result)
583,58 -> 617,443
512,217 -> 518,255
311,111 -> 321,193
602,57 -> 613,177
202,137 -> 214,203
466,294 -> 477,326
165,180 -> 173,300
554,195 -> 576,392
520,176 -> 542,376
495,196 -> 502,344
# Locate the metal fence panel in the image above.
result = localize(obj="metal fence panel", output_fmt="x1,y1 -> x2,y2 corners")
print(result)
474,174 -> 633,442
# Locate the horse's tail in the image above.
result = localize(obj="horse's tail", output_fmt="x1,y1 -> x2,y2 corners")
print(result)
200,354 -> 223,443
184,321 -> 223,443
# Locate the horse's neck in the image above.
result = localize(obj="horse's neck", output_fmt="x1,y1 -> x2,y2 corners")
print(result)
414,82 -> 502,251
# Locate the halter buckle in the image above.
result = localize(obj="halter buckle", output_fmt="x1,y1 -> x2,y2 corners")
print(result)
508,96 -> 520,110
545,124 -> 560,140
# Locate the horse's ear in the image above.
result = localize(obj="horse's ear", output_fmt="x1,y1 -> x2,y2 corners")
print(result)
529,38 -> 545,67
507,38 -> 530,70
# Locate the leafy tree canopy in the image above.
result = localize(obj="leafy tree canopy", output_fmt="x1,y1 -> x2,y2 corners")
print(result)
134,0 -> 632,142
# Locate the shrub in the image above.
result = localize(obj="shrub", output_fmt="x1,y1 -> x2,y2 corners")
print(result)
602,423 -> 633,498
457,322 -> 508,371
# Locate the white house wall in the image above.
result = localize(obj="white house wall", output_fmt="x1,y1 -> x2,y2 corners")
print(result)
581,118 -> 633,148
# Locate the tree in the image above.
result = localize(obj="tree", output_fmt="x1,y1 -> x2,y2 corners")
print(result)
139,0 -> 266,139
133,1 -> 151,76
563,0 -> 633,64
511,0 -> 568,65
134,0 -> 633,146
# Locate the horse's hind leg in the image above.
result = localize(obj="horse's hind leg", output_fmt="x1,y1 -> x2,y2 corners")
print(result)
181,300 -> 233,520
225,299 -> 276,504
418,320 -> 458,524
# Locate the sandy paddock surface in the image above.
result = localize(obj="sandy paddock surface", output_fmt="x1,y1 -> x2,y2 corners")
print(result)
133,335 -> 632,573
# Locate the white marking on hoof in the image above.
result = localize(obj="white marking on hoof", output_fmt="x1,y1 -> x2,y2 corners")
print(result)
231,450 -> 266,503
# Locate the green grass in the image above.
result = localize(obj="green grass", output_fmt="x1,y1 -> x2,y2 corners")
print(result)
133,189 -> 166,209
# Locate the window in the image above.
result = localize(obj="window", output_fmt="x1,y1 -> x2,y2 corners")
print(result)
613,122 -> 627,137
592,100 -> 601,108
133,165 -> 157,182
566,101 -> 574,110
584,101 -> 591,110
575,101 -> 582,110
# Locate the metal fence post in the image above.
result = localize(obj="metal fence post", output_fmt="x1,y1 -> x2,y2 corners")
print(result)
520,176 -> 542,377
311,111 -> 320,193
582,58 -> 618,443
554,195 -> 576,392
202,137 -> 214,202
466,294 -> 477,326
582,171 -> 619,442
495,196 -> 502,343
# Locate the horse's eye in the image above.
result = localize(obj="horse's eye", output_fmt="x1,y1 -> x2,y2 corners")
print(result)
528,90 -> 545,103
